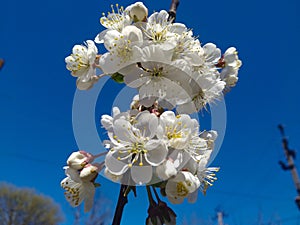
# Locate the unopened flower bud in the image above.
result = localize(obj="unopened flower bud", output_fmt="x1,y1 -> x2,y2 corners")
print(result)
67,151 -> 94,170
80,163 -> 103,182
126,2 -> 148,22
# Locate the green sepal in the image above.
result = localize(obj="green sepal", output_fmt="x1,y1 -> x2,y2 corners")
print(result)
111,72 -> 124,83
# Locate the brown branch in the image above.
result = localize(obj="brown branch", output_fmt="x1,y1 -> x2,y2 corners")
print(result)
0,59 -> 4,70
168,0 -> 180,22
111,185 -> 128,225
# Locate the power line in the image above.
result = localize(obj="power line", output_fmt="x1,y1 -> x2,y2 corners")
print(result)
3,152 -> 60,166
213,189 -> 291,201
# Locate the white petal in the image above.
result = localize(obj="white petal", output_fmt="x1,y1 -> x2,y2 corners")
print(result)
105,151 -> 129,175
167,195 -> 184,204
131,165 -> 152,185
99,52 -> 122,74
169,23 -> 187,34
139,96 -> 157,107
113,118 -> 136,143
203,43 -> 221,63
156,160 -> 177,180
64,167 -> 81,183
172,150 -> 186,169
101,114 -> 113,132
94,29 -> 108,44
61,177 -> 83,207
134,111 -> 158,138
144,140 -> 168,166
82,182 -> 95,212
187,190 -> 198,203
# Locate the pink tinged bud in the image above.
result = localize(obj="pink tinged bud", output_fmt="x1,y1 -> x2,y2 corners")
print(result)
67,151 -> 94,170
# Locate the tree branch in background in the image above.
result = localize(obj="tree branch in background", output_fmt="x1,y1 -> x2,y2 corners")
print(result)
168,0 -> 180,22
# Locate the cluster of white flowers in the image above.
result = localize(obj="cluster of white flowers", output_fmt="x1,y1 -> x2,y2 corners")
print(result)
65,1 -> 241,113
101,99 -> 219,203
62,1 -> 242,223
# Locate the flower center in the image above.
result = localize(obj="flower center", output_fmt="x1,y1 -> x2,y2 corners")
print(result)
176,182 -> 189,197
167,128 -> 183,139
152,30 -> 167,43
100,4 -> 126,31
151,67 -> 164,77
111,39 -> 132,61
117,142 -> 148,167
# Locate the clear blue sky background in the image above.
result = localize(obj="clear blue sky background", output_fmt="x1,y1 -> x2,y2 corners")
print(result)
1,0 -> 300,224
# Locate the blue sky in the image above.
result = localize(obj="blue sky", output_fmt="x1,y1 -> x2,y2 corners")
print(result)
1,0 -> 300,224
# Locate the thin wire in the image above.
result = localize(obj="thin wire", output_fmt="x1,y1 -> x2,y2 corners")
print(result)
3,152 -> 60,166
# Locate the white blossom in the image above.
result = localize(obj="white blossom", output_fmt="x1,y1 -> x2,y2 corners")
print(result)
99,25 -> 143,74
103,110 -> 168,185
95,4 -> 132,43
171,30 -> 204,66
143,10 -> 186,50
220,47 -> 242,88
165,171 -> 200,204
177,72 -> 225,114
157,111 -> 194,150
65,40 -> 99,90
121,45 -> 192,108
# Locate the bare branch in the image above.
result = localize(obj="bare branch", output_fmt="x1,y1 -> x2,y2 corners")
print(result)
111,185 -> 128,225
168,0 -> 180,22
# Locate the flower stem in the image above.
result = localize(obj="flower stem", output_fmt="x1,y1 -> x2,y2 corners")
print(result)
168,0 -> 180,22
112,184 -> 128,225
152,186 -> 161,202
146,186 -> 156,206
93,151 -> 107,158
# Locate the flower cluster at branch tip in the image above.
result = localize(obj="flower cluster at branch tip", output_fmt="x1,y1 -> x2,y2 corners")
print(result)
62,1 -> 242,224
65,2 -> 242,112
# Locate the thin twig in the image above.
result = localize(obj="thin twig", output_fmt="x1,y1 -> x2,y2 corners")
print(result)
168,0 -> 180,22
111,185 -> 128,225
0,59 -> 4,70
